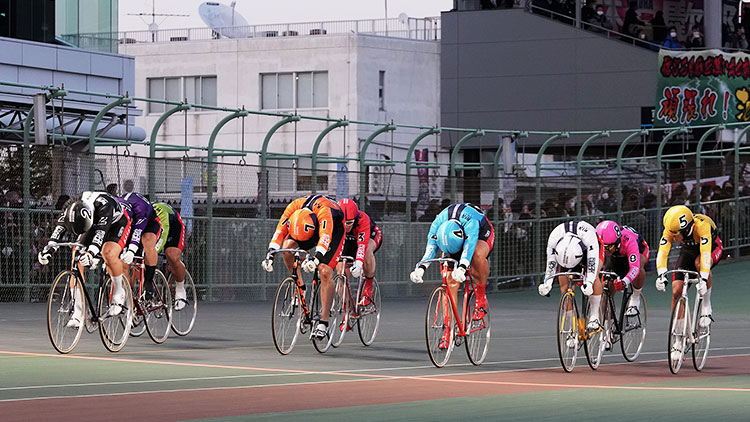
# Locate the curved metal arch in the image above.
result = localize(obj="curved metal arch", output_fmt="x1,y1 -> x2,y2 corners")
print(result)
148,103 -> 191,199
310,119 -> 349,194
358,124 -> 396,210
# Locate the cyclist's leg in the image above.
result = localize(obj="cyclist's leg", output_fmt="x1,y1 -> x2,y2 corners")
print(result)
470,240 -> 490,319
360,240 -> 377,303
627,254 -> 647,315
101,217 -> 131,314
587,259 -> 603,329
165,247 -> 185,282
141,217 -> 161,295
315,223 -> 346,333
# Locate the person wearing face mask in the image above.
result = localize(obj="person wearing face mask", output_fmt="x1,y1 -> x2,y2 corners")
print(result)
634,28 -> 660,51
687,26 -> 705,50
622,0 -> 644,37
588,5 -> 613,34
662,26 -> 683,49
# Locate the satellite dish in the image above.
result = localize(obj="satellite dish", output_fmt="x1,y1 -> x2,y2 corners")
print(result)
198,1 -> 250,39
398,13 -> 409,25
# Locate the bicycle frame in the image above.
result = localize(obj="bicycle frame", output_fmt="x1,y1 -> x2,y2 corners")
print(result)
271,248 -> 313,323
337,255 -> 363,318
418,257 -> 475,338
45,242 -> 101,323
547,271 -> 591,340
663,269 -> 702,347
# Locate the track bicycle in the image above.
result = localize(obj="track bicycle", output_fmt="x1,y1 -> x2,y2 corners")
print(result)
548,271 -> 603,372
128,254 -> 172,344
662,269 -> 711,374
269,248 -> 343,355
45,242 -> 134,354
330,255 -> 382,348
163,258 -> 197,336
594,271 -> 648,366
420,257 -> 491,368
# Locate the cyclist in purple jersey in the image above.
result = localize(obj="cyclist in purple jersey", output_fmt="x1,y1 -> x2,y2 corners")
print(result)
118,192 -> 161,298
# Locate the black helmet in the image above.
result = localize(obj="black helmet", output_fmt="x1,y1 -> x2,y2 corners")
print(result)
63,199 -> 94,235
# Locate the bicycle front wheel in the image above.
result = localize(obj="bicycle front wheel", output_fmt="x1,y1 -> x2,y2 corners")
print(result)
464,290 -> 491,365
170,270 -> 197,336
426,286 -> 454,368
271,277 -> 302,355
47,270 -> 86,354
668,296 -> 688,374
331,275 -> 349,348
557,291 -> 579,372
145,270 -> 172,344
98,275 -> 134,353
585,295 -> 606,370
621,293 -> 647,362
692,297 -> 710,371
357,278 -> 381,346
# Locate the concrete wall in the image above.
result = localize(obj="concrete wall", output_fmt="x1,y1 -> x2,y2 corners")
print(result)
120,34 -> 442,199
441,8 -> 658,148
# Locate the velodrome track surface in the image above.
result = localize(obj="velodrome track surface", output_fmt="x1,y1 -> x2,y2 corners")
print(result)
2,261 -> 749,421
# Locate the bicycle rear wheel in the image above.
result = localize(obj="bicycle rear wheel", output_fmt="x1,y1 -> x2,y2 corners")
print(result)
357,278 -> 381,346
426,286 -> 454,368
668,296 -> 688,374
331,275 -> 349,348
586,294 -> 606,370
557,291 -> 579,372
170,270 -> 197,336
145,270 -> 172,344
130,312 -> 146,337
692,297 -> 710,371
465,290 -> 491,365
311,279 -> 341,354
271,277 -> 302,355
621,293 -> 647,362
99,275 -> 134,353
47,270 -> 85,354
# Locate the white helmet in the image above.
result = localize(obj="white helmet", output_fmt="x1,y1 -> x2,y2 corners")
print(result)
554,234 -> 584,268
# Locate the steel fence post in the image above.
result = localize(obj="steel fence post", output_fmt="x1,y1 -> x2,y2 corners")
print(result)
405,127 -> 441,221
534,132 -> 567,276
733,125 -> 750,257
148,103 -> 191,200
616,130 -> 647,221
656,127 -> 688,225
88,96 -> 131,190
260,115 -> 300,219
575,131 -> 609,217
358,124 -> 396,211
695,125 -> 724,211
449,130 -> 484,203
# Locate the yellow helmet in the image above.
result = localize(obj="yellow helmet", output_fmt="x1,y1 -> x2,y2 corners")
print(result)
663,205 -> 694,234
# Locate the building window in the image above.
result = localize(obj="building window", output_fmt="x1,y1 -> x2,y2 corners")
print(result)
147,76 -> 217,113
378,70 -> 385,111
261,71 -> 328,110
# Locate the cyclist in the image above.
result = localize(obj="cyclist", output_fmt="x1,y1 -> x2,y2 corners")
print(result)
38,192 -> 132,327
410,203 -> 494,349
538,220 -> 603,331
117,192 -> 160,300
262,194 -> 346,340
337,198 -> 383,307
153,202 -> 188,310
656,205 -> 722,337
595,220 -> 649,315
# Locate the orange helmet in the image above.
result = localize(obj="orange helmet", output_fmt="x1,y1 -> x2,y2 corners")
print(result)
337,198 -> 359,221
288,209 -> 317,241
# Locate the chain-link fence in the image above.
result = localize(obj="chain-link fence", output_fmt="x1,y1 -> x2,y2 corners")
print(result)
2,142 -> 750,302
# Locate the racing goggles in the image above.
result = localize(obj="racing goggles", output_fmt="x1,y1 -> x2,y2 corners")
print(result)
604,243 -> 618,252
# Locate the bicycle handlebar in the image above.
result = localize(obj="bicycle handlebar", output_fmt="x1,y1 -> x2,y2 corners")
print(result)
43,242 -> 85,254
417,257 -> 459,268
339,255 -> 356,263
268,248 -> 311,259
544,271 -> 585,283
599,270 -> 619,280
660,269 -> 701,283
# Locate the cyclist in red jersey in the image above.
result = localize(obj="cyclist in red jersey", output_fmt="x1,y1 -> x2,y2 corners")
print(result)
337,199 -> 382,306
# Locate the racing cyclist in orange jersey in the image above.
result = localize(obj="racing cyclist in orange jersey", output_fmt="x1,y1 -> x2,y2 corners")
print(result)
337,199 -> 383,307
655,205 -> 723,334
261,194 -> 346,340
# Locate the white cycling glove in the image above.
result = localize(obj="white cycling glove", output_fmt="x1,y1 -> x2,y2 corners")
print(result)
538,280 -> 553,296
121,244 -> 137,265
655,270 -> 667,292
302,257 -> 319,273
697,278 -> 708,296
451,265 -> 467,282
351,260 -> 364,278
410,266 -> 425,284
581,282 -> 594,296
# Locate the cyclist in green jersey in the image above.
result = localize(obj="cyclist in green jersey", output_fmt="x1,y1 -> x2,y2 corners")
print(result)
153,203 -> 188,309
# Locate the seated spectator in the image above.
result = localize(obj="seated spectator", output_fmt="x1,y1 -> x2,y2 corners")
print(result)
662,26 -> 683,49
588,5 -> 613,34
634,28 -> 659,51
622,1 -> 644,38
652,11 -> 667,44
686,26 -> 705,49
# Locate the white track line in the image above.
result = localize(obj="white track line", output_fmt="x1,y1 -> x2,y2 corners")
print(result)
1,352 -> 749,402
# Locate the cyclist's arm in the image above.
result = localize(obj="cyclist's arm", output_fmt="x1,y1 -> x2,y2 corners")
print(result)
354,213 -> 371,263
655,229 -> 674,275
581,228 -> 600,286
544,224 -> 565,279
313,206 -> 334,256
269,199 -> 303,249
459,219 -> 480,269
621,237 -> 641,285
696,223 -> 713,279
419,212 -> 447,267
49,213 -> 67,242
85,205 -> 115,253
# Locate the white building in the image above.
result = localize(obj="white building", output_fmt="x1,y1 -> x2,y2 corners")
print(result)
117,18 -> 444,203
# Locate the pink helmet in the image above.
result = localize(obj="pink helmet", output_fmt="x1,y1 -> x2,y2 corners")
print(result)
596,220 -> 621,247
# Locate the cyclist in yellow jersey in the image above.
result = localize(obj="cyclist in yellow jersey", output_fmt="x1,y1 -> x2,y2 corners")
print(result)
655,205 -> 723,333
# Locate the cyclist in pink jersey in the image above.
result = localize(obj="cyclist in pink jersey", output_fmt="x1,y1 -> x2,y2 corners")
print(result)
595,221 -> 649,316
